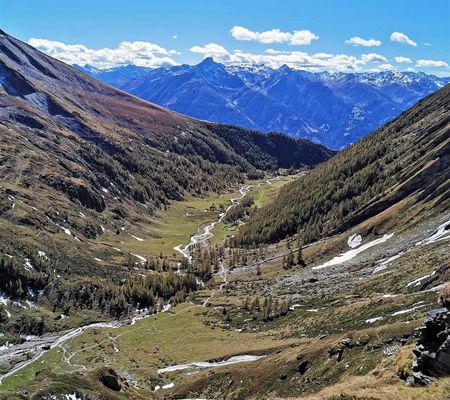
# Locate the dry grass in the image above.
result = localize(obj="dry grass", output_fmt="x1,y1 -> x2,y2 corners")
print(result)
294,374 -> 450,400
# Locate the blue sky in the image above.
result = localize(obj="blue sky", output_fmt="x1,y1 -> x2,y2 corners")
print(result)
1,0 -> 449,75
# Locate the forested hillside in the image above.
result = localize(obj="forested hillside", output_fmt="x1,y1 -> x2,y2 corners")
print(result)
237,84 -> 450,245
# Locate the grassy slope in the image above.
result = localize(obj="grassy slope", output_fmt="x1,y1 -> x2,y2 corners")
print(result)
2,168 -> 449,399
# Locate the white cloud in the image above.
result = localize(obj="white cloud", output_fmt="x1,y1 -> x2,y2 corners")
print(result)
190,43 -> 230,57
28,38 -> 178,68
172,35 -> 178,39
229,26 -> 318,45
345,37 -> 381,47
312,52 -> 334,59
368,63 -> 395,72
264,48 -> 289,54
424,43 -> 431,46
390,32 -> 417,47
416,59 -> 449,68
394,56 -> 412,63
361,53 -> 388,63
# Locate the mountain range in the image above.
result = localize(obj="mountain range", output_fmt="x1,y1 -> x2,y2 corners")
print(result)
76,58 -> 450,148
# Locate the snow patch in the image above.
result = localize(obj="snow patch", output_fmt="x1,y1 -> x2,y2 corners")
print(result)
406,271 -> 436,288
24,258 -> 34,271
416,219 -> 450,245
131,235 -> 144,242
391,304 -> 427,316
131,253 -> 147,263
423,282 -> 449,292
20,334 -> 38,342
313,233 -> 395,270
162,382 -> 174,389
65,394 -> 82,400
158,355 -> 264,373
347,234 -> 362,248
372,253 -> 403,274
366,316 -> 383,324
59,225 -> 72,236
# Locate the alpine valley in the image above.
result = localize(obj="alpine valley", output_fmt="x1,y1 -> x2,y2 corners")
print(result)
0,24 -> 449,400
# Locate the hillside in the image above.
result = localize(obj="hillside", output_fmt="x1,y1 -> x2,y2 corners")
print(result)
237,84 -> 450,245
77,58 -> 449,148
0,30 -> 332,333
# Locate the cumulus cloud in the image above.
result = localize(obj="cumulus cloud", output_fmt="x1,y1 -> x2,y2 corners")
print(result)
190,43 -> 230,57
312,52 -> 334,59
361,53 -> 388,63
368,63 -> 395,72
28,38 -> 178,68
345,37 -> 381,47
229,26 -> 318,45
394,56 -> 412,63
390,32 -> 417,47
190,43 -> 399,72
416,59 -> 448,68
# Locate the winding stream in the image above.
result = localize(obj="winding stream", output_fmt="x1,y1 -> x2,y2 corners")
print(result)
174,177 -> 279,262
0,177 -> 278,385
0,306 -> 170,384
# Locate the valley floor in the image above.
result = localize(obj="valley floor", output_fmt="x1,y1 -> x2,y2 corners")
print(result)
1,174 -> 449,400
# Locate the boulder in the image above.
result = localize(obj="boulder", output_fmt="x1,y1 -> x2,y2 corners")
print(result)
298,360 -> 309,375
410,308 -> 450,383
99,368 -> 122,391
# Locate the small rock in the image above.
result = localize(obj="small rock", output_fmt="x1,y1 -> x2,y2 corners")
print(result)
407,371 -> 433,386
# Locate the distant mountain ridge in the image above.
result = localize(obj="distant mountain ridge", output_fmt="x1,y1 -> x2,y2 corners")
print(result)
75,59 -> 450,148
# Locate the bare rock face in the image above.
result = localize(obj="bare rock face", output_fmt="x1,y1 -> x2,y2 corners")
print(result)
409,309 -> 450,385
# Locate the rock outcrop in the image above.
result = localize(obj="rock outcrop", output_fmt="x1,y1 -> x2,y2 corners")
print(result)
409,284 -> 450,385
98,367 -> 122,391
